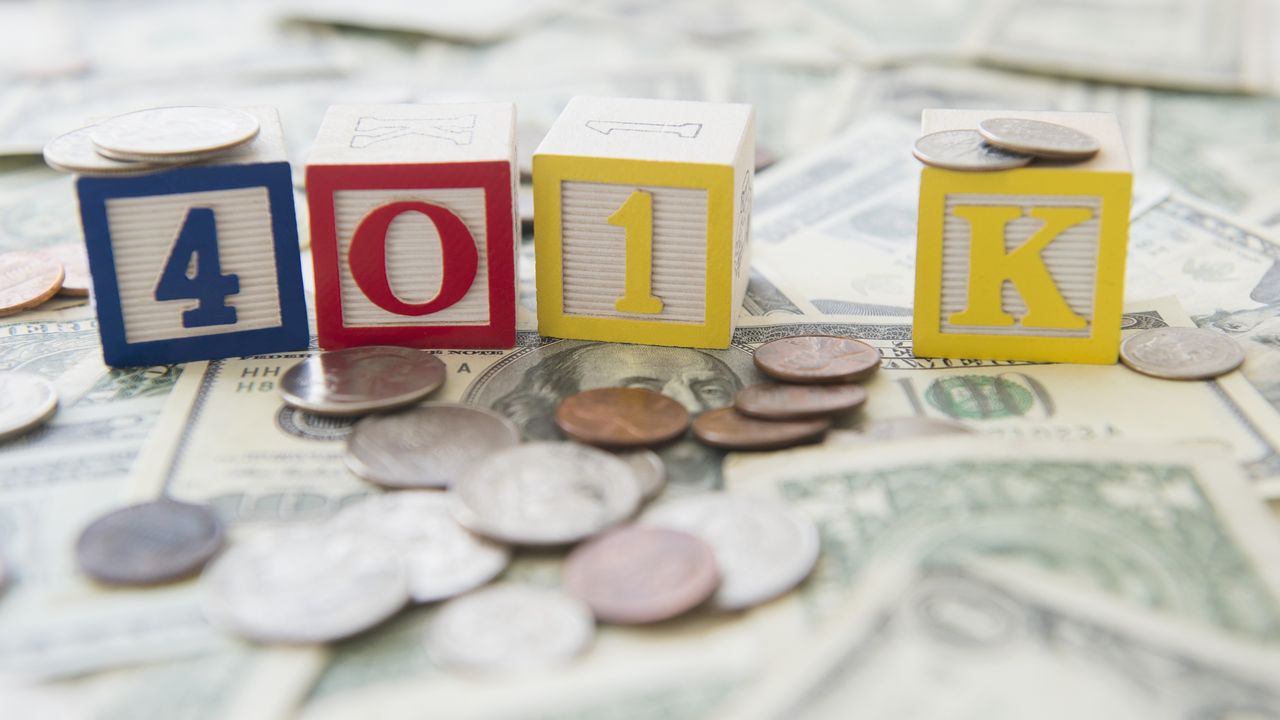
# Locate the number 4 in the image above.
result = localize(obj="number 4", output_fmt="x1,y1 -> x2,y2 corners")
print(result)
155,207 -> 240,328
609,190 -> 663,314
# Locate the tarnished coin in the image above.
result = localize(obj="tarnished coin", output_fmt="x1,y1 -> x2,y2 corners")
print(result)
912,129 -> 1032,171
555,387 -> 690,448
735,383 -> 868,421
427,584 -> 594,672
0,250 -> 64,317
203,525 -> 407,644
91,106 -> 260,162
1120,327 -> 1246,381
977,117 -> 1101,161
844,416 -> 978,442
76,500 -> 224,586
43,125 -> 169,176
332,492 -> 510,603
753,335 -> 881,384
691,408 -> 829,451
563,526 -> 719,624
613,448 -> 666,501
451,442 -> 641,546
0,372 -> 58,441
39,243 -> 91,297
346,403 -> 521,489
279,346 -> 446,416
642,494 -> 819,611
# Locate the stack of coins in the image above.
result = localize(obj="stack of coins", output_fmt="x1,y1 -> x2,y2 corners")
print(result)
912,117 -> 1101,171
0,244 -> 89,317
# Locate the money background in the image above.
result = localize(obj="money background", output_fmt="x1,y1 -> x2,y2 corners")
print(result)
3,0 -> 1280,717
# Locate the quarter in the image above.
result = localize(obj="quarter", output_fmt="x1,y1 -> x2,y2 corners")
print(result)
1120,327 -> 1246,381
90,106 -> 260,162
977,117 -> 1101,160
279,346 -> 446,416
912,129 -> 1032,171
43,125 -> 169,176
427,584 -> 594,672
0,372 -> 59,441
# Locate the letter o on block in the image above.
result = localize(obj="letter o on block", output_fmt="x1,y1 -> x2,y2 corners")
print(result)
348,201 -> 479,316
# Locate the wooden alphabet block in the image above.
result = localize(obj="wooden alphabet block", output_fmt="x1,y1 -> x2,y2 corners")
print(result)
533,96 -> 755,349
77,107 -> 309,368
306,103 -> 517,350
912,109 -> 1133,364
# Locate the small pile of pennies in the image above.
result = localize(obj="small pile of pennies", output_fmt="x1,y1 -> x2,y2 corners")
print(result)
911,116 -> 1101,171
0,244 -> 91,317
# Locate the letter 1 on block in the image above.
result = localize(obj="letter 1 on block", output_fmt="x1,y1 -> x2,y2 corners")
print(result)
306,103 -> 518,350
533,96 -> 755,349
76,107 -> 309,367
912,109 -> 1133,364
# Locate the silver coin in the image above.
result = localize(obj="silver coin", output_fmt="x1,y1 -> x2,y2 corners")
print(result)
451,442 -> 641,546
90,106 -> 260,162
912,129 -> 1032,171
346,403 -> 521,489
279,346 -> 446,416
427,584 -> 594,672
331,492 -> 510,603
76,500 -> 225,586
0,372 -> 58,441
43,125 -> 171,176
641,494 -> 819,611
612,448 -> 666,501
1120,327 -> 1246,381
202,525 -> 408,644
978,117 -> 1101,160
849,416 -> 978,442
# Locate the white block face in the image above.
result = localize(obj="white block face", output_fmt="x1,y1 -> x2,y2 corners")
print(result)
334,188 -> 490,327
106,187 -> 283,344
940,193 -> 1101,338
560,181 -> 707,325
309,103 -> 516,166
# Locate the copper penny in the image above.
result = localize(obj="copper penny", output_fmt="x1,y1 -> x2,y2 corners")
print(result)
735,383 -> 868,421
555,387 -> 690,448
40,244 -> 91,297
563,525 -> 718,625
691,407 -> 830,451
752,335 -> 881,384
0,250 -> 64,316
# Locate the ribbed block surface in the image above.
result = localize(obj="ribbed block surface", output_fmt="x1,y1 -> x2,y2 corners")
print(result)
560,181 -> 707,324
106,187 -> 283,344
334,188 -> 490,327
940,193 -> 1101,338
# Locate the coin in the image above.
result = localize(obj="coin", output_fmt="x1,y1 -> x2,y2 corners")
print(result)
43,125 -> 169,176
912,129 -> 1033,171
555,387 -> 690,448
76,500 -> 225,586
451,442 -> 641,546
427,584 -> 594,672
843,416 -> 979,442
563,526 -> 719,624
613,448 -> 666,501
0,372 -> 59,441
735,383 -> 868,421
91,106 -> 260,162
753,335 -> 881,384
691,407 -> 829,451
1120,327 -> 1246,381
39,243 -> 92,297
0,250 -> 64,317
279,346 -> 446,416
332,492 -> 510,603
977,117 -> 1101,161
202,525 -> 407,644
345,403 -> 521,489
642,494 -> 819,611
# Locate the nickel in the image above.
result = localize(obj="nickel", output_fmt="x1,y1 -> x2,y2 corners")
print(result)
0,250 -> 64,317
735,382 -> 868,421
555,387 -> 690,448
1120,327 -> 1246,381
427,584 -> 594,672
91,106 -> 260,162
0,372 -> 58,441
76,500 -> 224,586
753,335 -> 881,384
912,129 -> 1032,171
279,346 -> 445,416
692,407 -> 829,451
977,117 -> 1101,160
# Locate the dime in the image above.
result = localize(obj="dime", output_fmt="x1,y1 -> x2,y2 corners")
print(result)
911,129 -> 1032,171
279,346 -> 446,416
203,525 -> 407,644
753,335 -> 881,384
847,416 -> 978,442
451,442 -> 641,546
76,500 -> 225,586
977,117 -> 1101,161
0,372 -> 58,441
555,387 -> 690,448
642,494 -> 819,611
0,250 -> 64,316
613,448 -> 666,501
1120,327 -> 1246,381
691,407 -> 829,451
563,526 -> 719,624
735,383 -> 868,421
427,584 -> 594,672
43,125 -> 169,176
39,243 -> 92,297
346,403 -> 521,489
332,492 -> 510,603
91,106 -> 260,162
